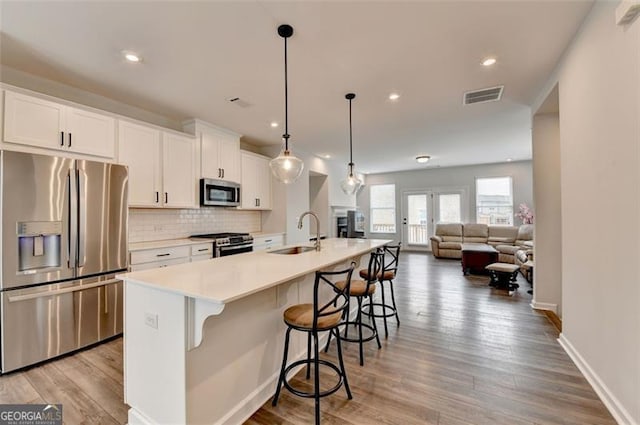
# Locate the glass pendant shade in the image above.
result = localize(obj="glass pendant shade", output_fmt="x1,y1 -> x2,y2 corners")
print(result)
270,24 -> 304,184
269,148 -> 304,184
340,165 -> 363,195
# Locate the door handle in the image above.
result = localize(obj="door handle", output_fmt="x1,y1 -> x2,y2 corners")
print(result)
68,170 -> 77,269
8,278 -> 121,302
78,170 -> 86,267
68,132 -> 72,147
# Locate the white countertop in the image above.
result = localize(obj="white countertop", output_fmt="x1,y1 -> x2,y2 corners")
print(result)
250,232 -> 285,238
129,238 -> 209,252
118,238 -> 390,304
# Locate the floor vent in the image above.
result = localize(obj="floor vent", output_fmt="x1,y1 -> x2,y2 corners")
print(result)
226,97 -> 252,108
463,85 -> 504,105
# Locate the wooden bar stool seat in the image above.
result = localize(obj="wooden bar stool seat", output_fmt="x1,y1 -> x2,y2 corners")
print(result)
272,264 -> 356,425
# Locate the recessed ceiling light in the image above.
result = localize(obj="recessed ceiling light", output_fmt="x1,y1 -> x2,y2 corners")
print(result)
389,93 -> 400,101
270,122 -> 279,128
482,57 -> 497,67
416,155 -> 430,163
123,51 -> 141,63
324,154 -> 331,159
506,158 -> 513,162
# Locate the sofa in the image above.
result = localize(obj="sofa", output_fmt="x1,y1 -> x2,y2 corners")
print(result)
430,223 -> 519,259
430,223 -> 534,276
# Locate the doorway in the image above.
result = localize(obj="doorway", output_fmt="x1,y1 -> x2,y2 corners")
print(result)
401,190 -> 464,250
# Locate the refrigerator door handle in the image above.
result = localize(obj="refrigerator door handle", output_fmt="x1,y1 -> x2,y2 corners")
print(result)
68,169 -> 78,269
78,170 -> 87,267
7,278 -> 121,303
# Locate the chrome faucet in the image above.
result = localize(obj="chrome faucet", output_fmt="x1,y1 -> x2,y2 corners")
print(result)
298,211 -> 321,251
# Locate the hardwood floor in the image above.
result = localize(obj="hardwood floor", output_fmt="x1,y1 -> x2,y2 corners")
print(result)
0,252 -> 616,425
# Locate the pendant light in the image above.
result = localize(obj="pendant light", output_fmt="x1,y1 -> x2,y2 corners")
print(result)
269,24 -> 304,184
340,93 -> 363,195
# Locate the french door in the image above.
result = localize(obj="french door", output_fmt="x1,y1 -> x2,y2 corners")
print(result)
402,190 -> 463,250
402,191 -> 433,249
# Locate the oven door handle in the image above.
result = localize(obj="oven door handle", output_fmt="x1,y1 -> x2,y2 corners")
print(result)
219,242 -> 253,251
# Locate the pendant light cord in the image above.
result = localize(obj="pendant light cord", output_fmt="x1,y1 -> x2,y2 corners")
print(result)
283,35 -> 290,151
348,97 -> 353,167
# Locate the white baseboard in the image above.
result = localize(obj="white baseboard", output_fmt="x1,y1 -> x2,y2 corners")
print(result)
558,334 -> 637,425
128,408 -> 155,425
530,300 -> 558,313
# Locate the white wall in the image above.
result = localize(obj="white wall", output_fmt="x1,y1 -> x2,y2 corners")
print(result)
534,2 -> 639,423
531,113 -> 563,316
358,161 -> 533,242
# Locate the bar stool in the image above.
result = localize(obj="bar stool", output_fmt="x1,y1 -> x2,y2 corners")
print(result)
326,250 -> 383,366
361,243 -> 401,338
272,264 -> 355,425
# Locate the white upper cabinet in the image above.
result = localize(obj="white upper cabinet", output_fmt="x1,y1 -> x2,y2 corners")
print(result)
3,90 -> 115,159
118,120 -> 162,207
183,119 -> 241,184
118,120 -> 196,209
162,132 -> 196,208
240,150 -> 272,210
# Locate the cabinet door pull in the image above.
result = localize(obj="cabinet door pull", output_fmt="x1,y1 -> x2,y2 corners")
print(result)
222,168 -> 225,178
197,248 -> 208,252
60,131 -> 65,146
165,192 -> 168,203
255,198 -> 258,207
265,239 -> 272,243
258,198 -> 261,207
218,168 -> 221,178
155,192 -> 159,203
68,132 -> 72,147
156,253 -> 171,257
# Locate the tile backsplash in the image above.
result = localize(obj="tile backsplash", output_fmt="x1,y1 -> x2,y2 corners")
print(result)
129,208 -> 261,243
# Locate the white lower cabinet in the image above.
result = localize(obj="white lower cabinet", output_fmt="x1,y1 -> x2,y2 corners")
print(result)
130,245 -> 191,271
252,234 -> 284,252
129,242 -> 213,271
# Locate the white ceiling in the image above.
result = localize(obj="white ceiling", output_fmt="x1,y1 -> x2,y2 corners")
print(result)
0,1 -> 593,174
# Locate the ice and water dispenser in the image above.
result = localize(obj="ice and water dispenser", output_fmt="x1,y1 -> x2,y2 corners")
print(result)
17,221 -> 62,273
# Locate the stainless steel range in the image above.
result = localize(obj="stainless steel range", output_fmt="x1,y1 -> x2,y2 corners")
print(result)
191,233 -> 253,257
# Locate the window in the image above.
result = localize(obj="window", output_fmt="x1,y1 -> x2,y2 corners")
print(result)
438,193 -> 461,223
370,184 -> 396,233
476,177 -> 513,225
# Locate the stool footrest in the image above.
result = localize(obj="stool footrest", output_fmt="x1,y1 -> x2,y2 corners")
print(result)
336,321 -> 378,343
282,359 -> 345,399
361,302 -> 397,319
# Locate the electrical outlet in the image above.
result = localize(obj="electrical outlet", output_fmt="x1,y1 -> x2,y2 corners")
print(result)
144,312 -> 158,329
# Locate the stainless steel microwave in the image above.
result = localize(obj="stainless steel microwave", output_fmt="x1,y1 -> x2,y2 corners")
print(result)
200,179 -> 240,207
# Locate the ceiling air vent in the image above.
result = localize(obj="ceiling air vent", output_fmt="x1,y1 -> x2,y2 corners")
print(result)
226,97 -> 252,108
463,85 -> 504,105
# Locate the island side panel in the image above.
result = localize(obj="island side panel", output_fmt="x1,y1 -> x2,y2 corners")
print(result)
185,256 -> 364,425
125,281 -> 188,425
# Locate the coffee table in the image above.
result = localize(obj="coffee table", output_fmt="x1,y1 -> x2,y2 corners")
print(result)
461,243 -> 498,275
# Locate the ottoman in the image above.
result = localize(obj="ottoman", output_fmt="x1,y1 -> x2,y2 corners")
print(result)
461,243 -> 498,275
485,262 -> 520,291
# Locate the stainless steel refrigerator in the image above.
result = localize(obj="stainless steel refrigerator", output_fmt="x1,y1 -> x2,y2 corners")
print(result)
0,150 -> 128,373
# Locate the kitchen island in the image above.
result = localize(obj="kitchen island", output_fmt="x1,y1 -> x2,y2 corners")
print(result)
118,238 -> 391,425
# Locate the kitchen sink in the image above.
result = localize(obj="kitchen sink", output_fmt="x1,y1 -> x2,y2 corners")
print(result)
269,245 -> 316,255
